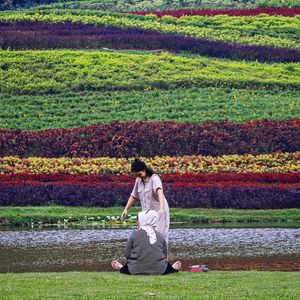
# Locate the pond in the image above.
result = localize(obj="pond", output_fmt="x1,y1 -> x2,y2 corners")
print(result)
1,227 -> 299,273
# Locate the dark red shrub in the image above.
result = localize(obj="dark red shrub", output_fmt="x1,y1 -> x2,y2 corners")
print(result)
1,120 -> 300,157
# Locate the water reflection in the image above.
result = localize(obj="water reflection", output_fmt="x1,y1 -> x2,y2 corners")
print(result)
0,228 -> 299,273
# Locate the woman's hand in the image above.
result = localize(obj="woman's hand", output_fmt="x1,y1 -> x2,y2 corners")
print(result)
121,209 -> 128,221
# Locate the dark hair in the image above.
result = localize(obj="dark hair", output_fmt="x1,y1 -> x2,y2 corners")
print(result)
131,158 -> 154,177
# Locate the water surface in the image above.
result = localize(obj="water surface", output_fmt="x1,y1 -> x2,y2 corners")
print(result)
1,228 -> 299,273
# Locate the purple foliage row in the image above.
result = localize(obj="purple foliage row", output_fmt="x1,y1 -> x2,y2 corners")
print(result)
1,120 -> 300,158
0,183 -> 299,209
0,21 -> 299,63
132,7 -> 300,17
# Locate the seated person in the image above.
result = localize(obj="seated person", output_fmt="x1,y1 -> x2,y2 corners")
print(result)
111,210 -> 181,275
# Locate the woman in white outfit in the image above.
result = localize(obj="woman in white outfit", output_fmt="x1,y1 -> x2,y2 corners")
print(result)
121,158 -> 170,245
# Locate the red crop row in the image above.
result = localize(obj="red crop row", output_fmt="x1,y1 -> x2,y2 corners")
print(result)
1,173 -> 300,183
1,120 -> 300,157
0,180 -> 298,189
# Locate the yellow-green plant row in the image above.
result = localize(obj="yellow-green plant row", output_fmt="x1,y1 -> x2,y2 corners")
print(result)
1,50 -> 299,95
1,152 -> 300,174
0,10 -> 299,49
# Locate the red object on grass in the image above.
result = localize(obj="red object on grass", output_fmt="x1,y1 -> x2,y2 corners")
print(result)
188,265 -> 209,272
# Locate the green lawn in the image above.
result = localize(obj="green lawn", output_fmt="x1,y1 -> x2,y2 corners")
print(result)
0,271 -> 299,299
1,206 -> 299,227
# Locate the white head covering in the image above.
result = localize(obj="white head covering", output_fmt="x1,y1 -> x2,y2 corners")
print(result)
138,210 -> 159,244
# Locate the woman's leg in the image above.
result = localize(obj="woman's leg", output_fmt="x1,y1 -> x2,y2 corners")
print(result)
172,261 -> 181,270
163,261 -> 181,275
111,260 -> 123,270
111,260 -> 131,275
119,263 -> 131,275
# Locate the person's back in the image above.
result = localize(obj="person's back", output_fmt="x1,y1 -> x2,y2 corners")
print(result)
125,229 -> 167,275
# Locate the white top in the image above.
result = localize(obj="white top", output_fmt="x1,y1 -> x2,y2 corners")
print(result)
131,174 -> 169,212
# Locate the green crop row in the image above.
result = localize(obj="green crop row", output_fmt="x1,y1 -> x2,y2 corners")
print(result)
0,10 -> 299,49
1,50 -> 299,95
3,0 -> 299,10
0,87 -> 299,130
159,14 -> 300,32
36,0 -> 300,11
259,0 -> 300,8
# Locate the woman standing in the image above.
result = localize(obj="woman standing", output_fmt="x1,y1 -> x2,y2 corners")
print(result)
121,158 -> 170,244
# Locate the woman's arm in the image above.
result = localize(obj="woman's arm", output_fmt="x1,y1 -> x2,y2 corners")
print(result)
121,179 -> 138,220
156,188 -> 165,215
121,195 -> 137,220
152,175 -> 165,215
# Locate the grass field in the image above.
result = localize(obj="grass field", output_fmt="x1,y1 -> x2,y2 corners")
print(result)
0,271 -> 299,299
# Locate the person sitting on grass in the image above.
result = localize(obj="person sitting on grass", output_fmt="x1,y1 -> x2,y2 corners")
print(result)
111,210 -> 181,275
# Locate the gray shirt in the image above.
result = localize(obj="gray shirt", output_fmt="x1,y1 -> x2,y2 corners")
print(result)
125,229 -> 168,275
